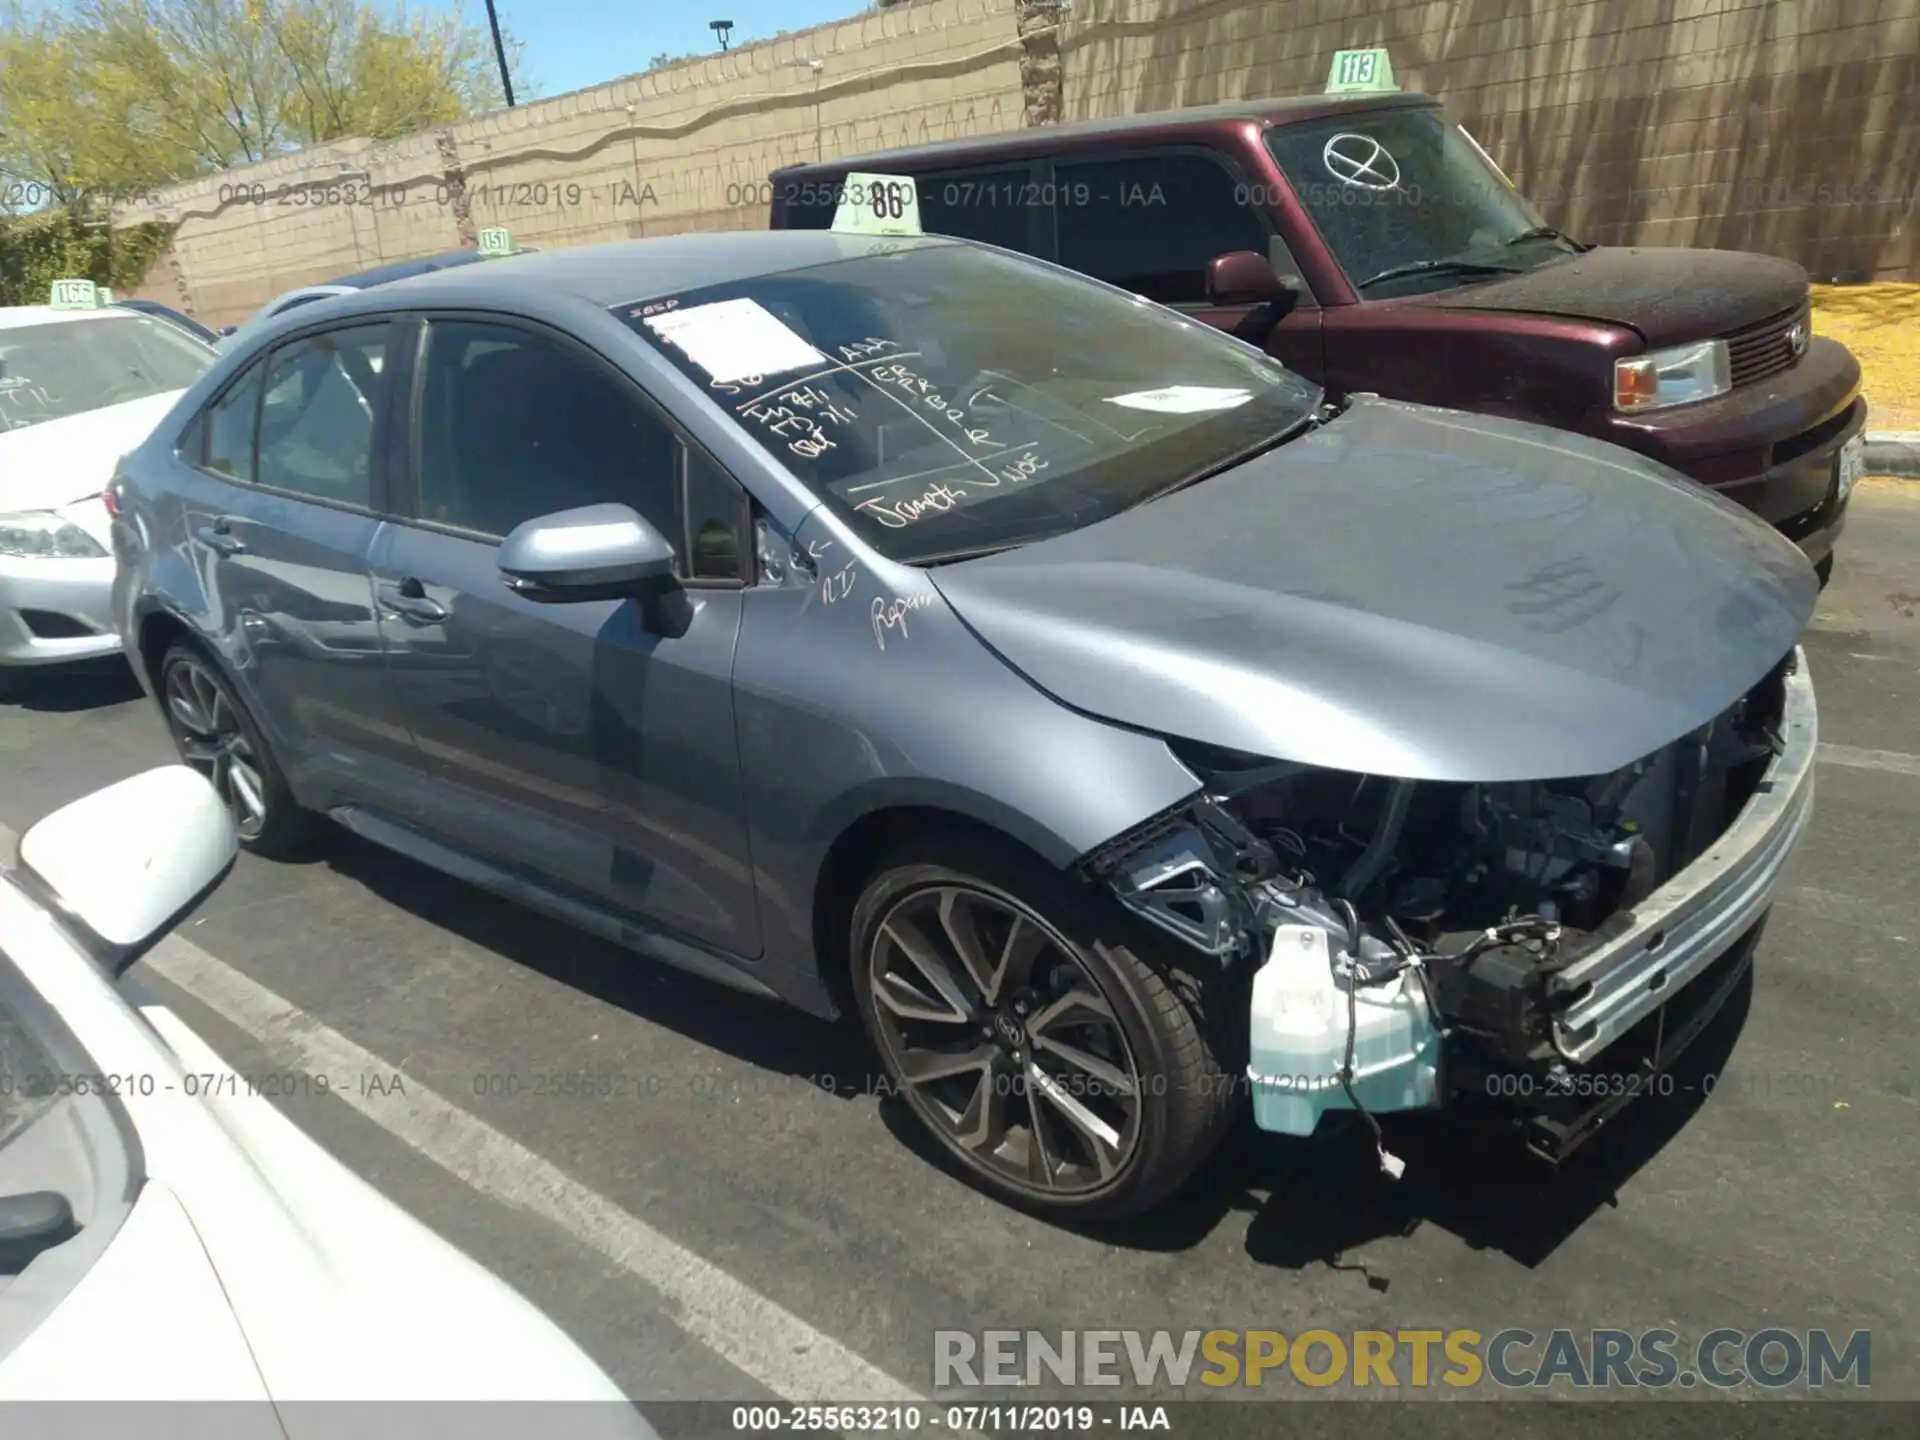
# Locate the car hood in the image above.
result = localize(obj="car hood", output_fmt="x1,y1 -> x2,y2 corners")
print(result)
1428,246 -> 1808,346
130,997 -> 646,1412
929,397 -> 1816,783
0,390 -> 184,515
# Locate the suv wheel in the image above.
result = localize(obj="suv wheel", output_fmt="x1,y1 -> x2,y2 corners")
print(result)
850,835 -> 1237,1220
158,642 -> 314,856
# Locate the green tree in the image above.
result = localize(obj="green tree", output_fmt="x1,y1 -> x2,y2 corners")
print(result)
0,0 -> 527,209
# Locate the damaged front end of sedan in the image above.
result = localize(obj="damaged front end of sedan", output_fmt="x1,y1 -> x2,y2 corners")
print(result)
1087,648 -> 1817,1174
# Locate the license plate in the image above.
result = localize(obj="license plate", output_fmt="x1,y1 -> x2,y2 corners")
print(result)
1837,434 -> 1866,499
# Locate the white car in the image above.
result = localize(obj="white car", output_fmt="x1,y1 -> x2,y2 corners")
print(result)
0,765 -> 656,1429
0,304 -> 217,682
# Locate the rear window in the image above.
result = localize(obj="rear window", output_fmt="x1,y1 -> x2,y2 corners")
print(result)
0,316 -> 214,433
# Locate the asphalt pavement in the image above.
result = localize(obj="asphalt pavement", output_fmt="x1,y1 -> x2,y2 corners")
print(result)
1,482 -> 1915,1429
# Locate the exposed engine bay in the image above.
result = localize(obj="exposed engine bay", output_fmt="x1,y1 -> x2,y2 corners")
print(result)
1087,652 -> 1800,1166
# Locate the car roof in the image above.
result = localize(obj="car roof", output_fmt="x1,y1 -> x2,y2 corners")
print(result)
0,306 -> 140,332
343,230 -> 961,312
770,91 -> 1437,176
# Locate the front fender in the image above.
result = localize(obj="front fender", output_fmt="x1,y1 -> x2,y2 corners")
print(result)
735,514 -> 1203,989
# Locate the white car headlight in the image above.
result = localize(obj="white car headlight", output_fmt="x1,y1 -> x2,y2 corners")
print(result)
1613,340 -> 1732,412
0,512 -> 110,559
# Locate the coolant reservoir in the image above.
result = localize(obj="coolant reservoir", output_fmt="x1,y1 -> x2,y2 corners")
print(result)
1248,923 -> 1441,1137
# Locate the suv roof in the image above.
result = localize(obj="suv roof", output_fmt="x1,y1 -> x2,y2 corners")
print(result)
321,249 -> 490,289
769,91 -> 1435,178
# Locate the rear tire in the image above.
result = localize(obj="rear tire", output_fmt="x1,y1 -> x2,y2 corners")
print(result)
157,641 -> 316,858
850,832 -> 1237,1220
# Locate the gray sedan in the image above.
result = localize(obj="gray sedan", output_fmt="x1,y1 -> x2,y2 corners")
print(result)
107,231 -> 1818,1218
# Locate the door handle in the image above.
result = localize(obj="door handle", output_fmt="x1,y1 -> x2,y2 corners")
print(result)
378,578 -> 448,623
194,520 -> 246,556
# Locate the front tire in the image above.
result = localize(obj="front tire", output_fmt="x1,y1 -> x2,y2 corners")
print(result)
850,834 -> 1237,1220
158,641 -> 315,857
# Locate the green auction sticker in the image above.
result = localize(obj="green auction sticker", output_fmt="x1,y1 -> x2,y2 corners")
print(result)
477,227 -> 516,257
49,278 -> 102,309
1326,48 -> 1397,95
831,173 -> 922,238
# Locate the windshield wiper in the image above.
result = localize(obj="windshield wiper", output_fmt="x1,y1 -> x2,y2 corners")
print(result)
1132,408 -> 1323,510
1354,257 -> 1521,291
1503,225 -> 1586,250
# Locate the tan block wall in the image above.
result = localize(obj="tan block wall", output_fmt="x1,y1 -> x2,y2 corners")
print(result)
121,0 -> 1918,323
1060,0 -> 1919,282
121,0 -> 1027,324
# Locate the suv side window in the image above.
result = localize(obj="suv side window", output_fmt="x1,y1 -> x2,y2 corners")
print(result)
255,324 -> 390,508
413,319 -> 682,547
918,167 -> 1040,252
1052,152 -> 1270,305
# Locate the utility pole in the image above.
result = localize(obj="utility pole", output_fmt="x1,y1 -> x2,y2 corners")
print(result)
483,0 -> 517,107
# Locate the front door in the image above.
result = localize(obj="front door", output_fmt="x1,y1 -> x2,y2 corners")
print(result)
374,316 -> 762,958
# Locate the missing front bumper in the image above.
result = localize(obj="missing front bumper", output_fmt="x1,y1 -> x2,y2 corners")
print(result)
1452,919 -> 1762,1162
1545,651 -> 1815,1064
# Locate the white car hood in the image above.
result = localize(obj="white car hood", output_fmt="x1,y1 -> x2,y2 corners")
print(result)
0,880 -> 647,1425
0,390 -> 184,514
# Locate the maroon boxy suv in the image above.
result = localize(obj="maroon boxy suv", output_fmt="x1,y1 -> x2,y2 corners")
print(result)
769,92 -> 1863,577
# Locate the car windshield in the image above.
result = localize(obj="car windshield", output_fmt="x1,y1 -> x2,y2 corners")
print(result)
619,242 -> 1322,562
0,315 -> 215,434
1267,106 -> 1571,297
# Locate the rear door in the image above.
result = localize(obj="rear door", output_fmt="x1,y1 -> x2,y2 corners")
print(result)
1042,148 -> 1326,382
372,314 -> 761,957
174,321 -> 405,795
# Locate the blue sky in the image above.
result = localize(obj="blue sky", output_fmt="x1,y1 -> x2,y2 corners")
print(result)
473,0 -> 871,100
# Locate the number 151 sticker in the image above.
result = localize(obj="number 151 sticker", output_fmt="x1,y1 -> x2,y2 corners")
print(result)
831,172 -> 922,238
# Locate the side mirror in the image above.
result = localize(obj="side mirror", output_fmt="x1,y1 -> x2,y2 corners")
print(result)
1205,250 -> 1301,310
498,503 -> 679,605
13,767 -> 237,976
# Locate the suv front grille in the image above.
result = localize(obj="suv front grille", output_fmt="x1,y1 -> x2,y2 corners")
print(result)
1724,304 -> 1808,389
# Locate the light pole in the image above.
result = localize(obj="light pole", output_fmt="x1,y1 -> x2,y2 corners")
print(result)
787,59 -> 824,161
482,0 -> 516,106
710,19 -> 734,51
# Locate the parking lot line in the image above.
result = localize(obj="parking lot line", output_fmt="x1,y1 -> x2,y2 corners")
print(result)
1817,742 -> 1920,778
131,927 -> 926,1407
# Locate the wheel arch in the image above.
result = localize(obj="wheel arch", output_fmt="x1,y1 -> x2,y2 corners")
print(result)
806,784 -> 1133,1021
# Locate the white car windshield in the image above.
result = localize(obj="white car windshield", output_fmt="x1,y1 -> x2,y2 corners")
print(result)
0,315 -> 216,434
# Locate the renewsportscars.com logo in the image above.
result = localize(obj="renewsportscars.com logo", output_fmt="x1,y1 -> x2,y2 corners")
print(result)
933,1328 -> 1872,1391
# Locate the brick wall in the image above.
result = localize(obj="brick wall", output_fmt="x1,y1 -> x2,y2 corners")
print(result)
119,0 -> 1917,323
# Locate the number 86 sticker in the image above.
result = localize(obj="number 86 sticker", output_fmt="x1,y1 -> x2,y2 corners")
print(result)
830,172 -> 922,237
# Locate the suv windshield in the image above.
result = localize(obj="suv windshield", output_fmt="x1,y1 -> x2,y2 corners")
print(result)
1268,106 -> 1569,297
620,241 -> 1321,562
0,315 -> 214,433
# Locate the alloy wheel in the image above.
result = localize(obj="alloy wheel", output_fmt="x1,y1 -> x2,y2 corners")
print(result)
866,885 -> 1144,1199
164,658 -> 269,839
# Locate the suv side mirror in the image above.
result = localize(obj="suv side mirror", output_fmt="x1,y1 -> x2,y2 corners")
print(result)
498,503 -> 679,605
1205,251 -> 1300,310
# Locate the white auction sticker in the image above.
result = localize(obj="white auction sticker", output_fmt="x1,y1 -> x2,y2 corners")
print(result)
1103,385 -> 1253,414
644,297 -> 827,386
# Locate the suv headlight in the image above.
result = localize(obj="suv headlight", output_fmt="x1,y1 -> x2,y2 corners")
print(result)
1613,340 -> 1732,412
0,512 -> 110,559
